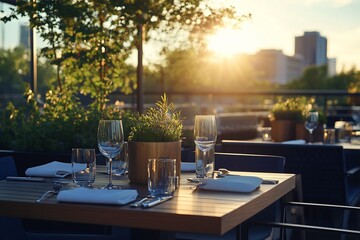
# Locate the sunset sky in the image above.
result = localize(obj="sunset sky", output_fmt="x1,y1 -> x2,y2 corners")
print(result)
1,0 -> 359,72
209,0 -> 360,72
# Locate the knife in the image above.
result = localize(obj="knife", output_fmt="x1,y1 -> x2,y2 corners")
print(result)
6,176 -> 45,182
130,196 -> 152,208
6,176 -> 71,183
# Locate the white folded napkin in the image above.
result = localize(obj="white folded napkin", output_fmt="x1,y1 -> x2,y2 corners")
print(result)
282,139 -> 306,144
25,161 -> 86,178
57,187 -> 138,205
181,162 -> 195,172
198,175 -> 262,193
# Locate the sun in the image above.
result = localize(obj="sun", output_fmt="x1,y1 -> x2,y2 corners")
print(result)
207,26 -> 258,57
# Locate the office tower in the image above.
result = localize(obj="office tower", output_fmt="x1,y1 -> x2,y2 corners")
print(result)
295,31 -> 327,67
251,49 -> 302,84
327,58 -> 337,76
20,24 -> 29,49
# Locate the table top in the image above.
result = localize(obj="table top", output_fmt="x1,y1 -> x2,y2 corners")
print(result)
0,166 -> 295,236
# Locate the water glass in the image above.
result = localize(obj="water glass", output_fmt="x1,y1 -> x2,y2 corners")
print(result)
335,121 -> 352,143
148,158 -> 177,197
71,148 -> 96,187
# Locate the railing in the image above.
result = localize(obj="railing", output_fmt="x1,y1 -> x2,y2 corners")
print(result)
110,89 -> 360,112
3,89 -> 360,114
106,89 -> 360,129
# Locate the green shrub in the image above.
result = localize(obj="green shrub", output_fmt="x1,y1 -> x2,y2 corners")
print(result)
0,89 -> 124,152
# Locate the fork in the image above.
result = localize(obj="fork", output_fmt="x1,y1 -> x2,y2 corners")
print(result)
36,182 -> 63,202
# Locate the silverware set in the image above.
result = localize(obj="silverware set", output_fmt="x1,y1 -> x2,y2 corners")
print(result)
36,182 -> 63,202
130,195 -> 173,208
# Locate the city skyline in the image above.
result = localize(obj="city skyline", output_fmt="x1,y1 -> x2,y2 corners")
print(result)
209,0 -> 360,73
1,0 -> 360,73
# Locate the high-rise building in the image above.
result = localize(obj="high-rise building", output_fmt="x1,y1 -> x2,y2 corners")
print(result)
327,58 -> 337,76
295,31 -> 327,67
20,24 -> 29,49
250,49 -> 303,84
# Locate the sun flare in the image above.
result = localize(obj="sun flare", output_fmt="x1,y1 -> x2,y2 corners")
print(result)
207,26 -> 258,57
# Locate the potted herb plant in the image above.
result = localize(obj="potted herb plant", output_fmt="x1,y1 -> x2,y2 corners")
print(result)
270,97 -> 307,142
127,94 -> 183,185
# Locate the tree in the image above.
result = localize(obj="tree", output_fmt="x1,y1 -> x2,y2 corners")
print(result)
285,65 -> 328,90
0,47 -> 55,101
0,1 -> 248,152
0,47 -> 28,95
1,0 -> 246,112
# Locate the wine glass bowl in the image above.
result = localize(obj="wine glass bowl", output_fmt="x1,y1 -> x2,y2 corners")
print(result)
305,111 -> 319,143
97,120 -> 124,189
194,116 -> 217,151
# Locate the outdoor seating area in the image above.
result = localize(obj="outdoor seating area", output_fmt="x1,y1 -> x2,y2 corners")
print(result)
1,1 -> 360,240
1,89 -> 360,240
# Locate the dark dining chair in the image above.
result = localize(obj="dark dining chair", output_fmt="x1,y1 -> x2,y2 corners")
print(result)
241,202 -> 360,240
177,152 -> 286,240
0,156 -> 127,240
221,140 -> 360,239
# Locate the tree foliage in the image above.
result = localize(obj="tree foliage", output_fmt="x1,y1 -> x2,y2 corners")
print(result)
1,0 -> 246,109
285,65 -> 360,91
0,47 -> 29,95
0,1 -> 246,152
144,47 -> 271,93
0,47 -> 55,99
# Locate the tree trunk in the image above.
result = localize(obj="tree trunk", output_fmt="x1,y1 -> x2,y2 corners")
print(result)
136,21 -> 144,113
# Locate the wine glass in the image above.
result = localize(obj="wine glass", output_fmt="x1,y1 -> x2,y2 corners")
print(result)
305,111 -> 319,143
194,115 -> 217,178
97,120 -> 124,189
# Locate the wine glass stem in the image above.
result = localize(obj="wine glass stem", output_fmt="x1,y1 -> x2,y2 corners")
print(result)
108,158 -> 113,188
202,149 -> 209,177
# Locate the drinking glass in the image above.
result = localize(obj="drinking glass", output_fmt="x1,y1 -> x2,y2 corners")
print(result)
194,115 -> 217,178
305,111 -> 319,143
97,120 -> 124,189
148,158 -> 177,197
71,148 -> 96,187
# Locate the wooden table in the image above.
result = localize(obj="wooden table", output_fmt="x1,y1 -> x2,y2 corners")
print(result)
0,166 -> 295,239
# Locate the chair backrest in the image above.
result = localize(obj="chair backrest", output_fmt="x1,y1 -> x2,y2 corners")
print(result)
214,152 -> 285,173
0,156 -> 18,180
221,140 -> 348,205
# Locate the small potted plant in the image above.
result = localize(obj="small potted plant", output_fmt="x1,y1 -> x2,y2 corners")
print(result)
127,94 -> 183,185
270,97 -> 307,142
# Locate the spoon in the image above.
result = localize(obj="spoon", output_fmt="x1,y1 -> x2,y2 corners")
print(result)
36,182 -> 63,202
